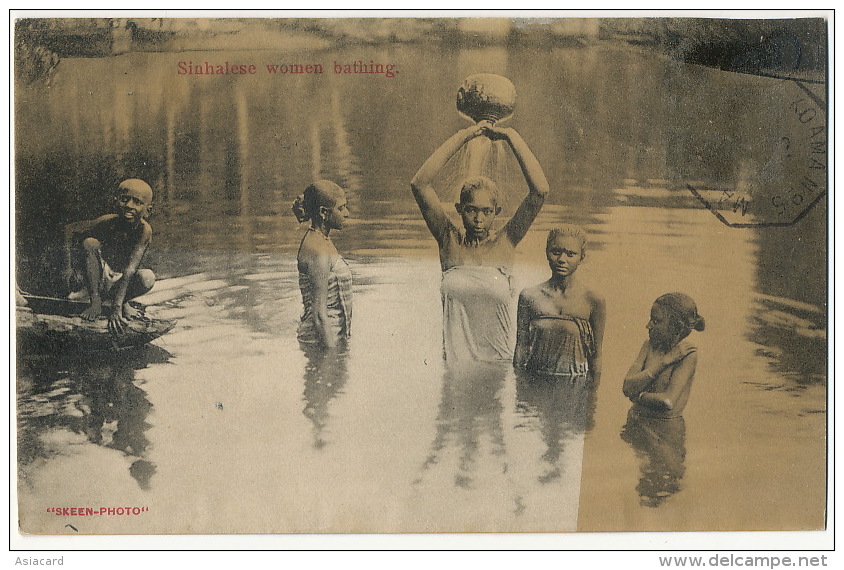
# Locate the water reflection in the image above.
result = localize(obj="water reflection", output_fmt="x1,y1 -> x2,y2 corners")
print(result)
515,372 -> 596,484
749,296 -> 826,386
620,407 -> 686,508
415,361 -> 517,498
301,345 -> 349,449
18,345 -> 170,490
748,219 -> 827,391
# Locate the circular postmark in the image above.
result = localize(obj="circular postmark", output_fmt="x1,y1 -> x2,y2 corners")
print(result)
688,78 -> 827,227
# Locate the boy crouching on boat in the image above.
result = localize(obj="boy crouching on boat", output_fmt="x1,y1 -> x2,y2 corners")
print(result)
63,179 -> 156,335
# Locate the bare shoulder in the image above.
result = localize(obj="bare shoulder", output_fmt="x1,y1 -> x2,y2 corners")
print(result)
585,286 -> 606,309
677,338 -> 699,354
94,213 -> 120,227
91,214 -> 122,231
298,232 -> 337,266
518,283 -> 545,305
66,213 -> 117,233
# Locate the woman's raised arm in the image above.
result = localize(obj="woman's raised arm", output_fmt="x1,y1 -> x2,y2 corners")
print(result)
411,124 -> 487,242
486,126 -> 549,246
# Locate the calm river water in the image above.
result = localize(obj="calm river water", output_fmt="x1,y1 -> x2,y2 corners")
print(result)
15,41 -> 827,534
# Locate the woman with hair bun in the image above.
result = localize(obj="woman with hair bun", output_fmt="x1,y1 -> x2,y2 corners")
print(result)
623,293 -> 705,418
292,180 -> 352,349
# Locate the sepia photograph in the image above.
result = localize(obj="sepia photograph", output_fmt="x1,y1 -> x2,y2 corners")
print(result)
11,9 -> 831,549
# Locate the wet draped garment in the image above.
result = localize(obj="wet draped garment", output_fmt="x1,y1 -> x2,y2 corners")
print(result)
297,255 -> 353,345
514,315 -> 595,376
438,226 -> 516,363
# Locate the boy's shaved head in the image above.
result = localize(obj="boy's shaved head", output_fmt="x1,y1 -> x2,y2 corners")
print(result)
119,179 -> 153,202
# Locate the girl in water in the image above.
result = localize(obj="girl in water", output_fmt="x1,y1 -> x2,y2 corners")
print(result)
621,293 -> 703,506
410,122 -> 549,363
293,180 -> 352,349
514,225 -> 606,379
622,293 -> 705,418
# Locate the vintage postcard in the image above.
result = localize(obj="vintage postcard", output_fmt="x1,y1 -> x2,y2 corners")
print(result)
12,11 -> 831,546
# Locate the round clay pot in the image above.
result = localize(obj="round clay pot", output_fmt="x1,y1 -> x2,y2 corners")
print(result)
456,73 -> 516,123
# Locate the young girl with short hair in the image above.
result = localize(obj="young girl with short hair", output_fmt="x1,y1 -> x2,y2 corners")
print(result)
623,293 -> 705,418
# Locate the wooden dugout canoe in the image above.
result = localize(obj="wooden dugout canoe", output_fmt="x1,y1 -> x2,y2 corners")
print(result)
16,295 -> 175,352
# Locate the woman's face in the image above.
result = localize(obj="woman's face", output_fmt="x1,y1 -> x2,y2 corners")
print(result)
546,235 -> 584,278
457,187 -> 498,239
324,194 -> 350,230
646,303 -> 676,348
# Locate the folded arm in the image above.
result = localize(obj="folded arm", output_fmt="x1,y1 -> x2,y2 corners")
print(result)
635,351 -> 697,413
623,342 -> 653,399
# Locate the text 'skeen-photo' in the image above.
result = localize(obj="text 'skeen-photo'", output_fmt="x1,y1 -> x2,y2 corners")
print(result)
13,14 -> 829,537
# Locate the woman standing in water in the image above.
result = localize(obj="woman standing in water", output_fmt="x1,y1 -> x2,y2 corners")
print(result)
514,225 -> 606,380
621,293 -> 704,506
293,180 -> 352,349
622,293 -> 704,416
411,122 -> 548,362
